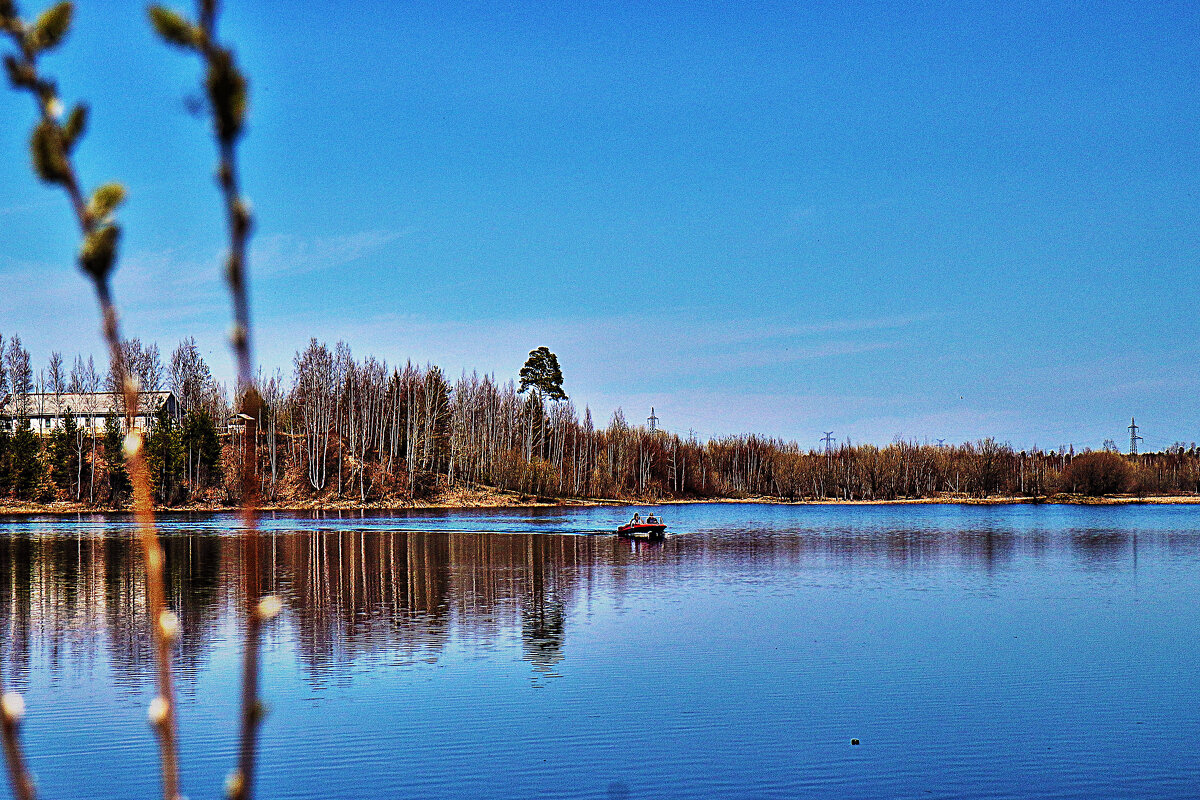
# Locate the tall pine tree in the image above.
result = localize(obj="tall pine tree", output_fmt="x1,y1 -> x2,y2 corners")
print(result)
518,347 -> 567,401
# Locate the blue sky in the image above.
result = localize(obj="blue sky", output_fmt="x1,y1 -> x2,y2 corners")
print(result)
2,0 -> 1198,450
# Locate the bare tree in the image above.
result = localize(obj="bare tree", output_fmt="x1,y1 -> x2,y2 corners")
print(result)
106,338 -> 165,416
78,355 -> 101,502
47,351 -> 65,396
293,339 -> 334,491
168,337 -> 214,415
0,334 -> 7,402
5,337 -> 32,417
67,354 -> 85,393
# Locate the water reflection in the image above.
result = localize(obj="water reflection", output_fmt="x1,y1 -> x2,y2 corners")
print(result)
0,529 -> 613,690
1069,528 -> 1133,562
0,509 -> 1196,800
0,517 -> 1171,691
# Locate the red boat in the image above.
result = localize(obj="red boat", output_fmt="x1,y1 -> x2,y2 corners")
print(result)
617,515 -> 666,538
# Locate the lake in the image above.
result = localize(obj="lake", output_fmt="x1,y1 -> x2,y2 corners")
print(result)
0,503 -> 1197,799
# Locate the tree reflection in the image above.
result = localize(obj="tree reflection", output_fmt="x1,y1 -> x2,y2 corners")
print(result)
0,526 -> 606,688
0,518 -> 1147,690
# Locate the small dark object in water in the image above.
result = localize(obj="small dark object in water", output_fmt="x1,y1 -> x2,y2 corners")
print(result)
617,518 -> 667,538
851,739 -> 860,745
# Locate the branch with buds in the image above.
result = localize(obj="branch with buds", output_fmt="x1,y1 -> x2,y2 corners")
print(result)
147,4 -> 277,799
2,2 -> 182,798
3,3 -> 283,798
0,693 -> 34,800
147,1 -> 254,397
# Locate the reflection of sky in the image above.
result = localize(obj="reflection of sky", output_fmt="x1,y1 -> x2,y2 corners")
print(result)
7,501 -> 1200,537
0,505 -> 1198,798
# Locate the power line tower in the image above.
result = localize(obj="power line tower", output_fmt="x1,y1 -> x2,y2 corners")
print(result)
647,407 -> 659,432
936,439 -> 946,448
1128,417 -> 1143,456
821,431 -> 835,454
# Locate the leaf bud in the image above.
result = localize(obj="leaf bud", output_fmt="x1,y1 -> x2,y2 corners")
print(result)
147,696 -> 169,727
206,50 -> 246,143
63,102 -> 86,148
29,1 -> 71,52
158,609 -> 180,641
232,198 -> 252,238
79,222 -> 119,281
0,692 -> 25,723
224,770 -> 244,799
256,595 -> 282,621
3,55 -> 35,88
87,182 -> 126,222
30,119 -> 69,184
148,5 -> 199,49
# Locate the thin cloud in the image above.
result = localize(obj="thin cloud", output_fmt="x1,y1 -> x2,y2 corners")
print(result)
683,313 -> 944,350
253,229 -> 411,281
0,198 -> 57,217
250,307 -> 923,418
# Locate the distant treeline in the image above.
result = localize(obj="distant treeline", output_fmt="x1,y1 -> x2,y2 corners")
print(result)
1,333 -> 1198,505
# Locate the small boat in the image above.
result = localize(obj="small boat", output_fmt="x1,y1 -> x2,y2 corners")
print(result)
617,515 -> 666,539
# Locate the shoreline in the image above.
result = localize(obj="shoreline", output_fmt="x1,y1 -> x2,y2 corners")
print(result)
2,491 -> 1199,516
658,494 -> 1200,506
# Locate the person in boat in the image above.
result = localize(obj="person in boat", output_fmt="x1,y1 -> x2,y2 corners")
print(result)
646,514 -> 659,525
630,513 -> 642,526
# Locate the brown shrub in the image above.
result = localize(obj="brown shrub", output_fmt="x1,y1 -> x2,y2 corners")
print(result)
1059,451 -> 1132,496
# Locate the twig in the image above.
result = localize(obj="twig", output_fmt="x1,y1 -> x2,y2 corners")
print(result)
0,693 -> 35,800
147,3 -> 278,797
1,4 -> 182,799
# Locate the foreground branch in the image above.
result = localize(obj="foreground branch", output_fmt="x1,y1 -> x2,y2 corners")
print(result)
1,4 -> 181,799
148,3 -> 278,797
0,694 -> 35,800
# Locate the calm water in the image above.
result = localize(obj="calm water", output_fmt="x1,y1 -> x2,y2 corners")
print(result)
0,503 -> 1198,799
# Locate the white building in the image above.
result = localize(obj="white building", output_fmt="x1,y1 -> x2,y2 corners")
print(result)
0,391 -> 177,434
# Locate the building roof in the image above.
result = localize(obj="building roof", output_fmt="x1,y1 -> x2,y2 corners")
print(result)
0,391 -> 175,418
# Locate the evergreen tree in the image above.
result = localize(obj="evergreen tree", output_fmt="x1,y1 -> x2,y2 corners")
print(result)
182,407 -> 222,491
10,421 -> 42,500
146,405 -> 185,502
103,413 -> 130,503
50,409 -> 80,495
518,347 -> 567,401
0,424 -> 11,496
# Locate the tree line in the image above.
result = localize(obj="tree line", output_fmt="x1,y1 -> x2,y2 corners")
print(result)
0,334 -> 220,504
1,334 -> 1198,505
